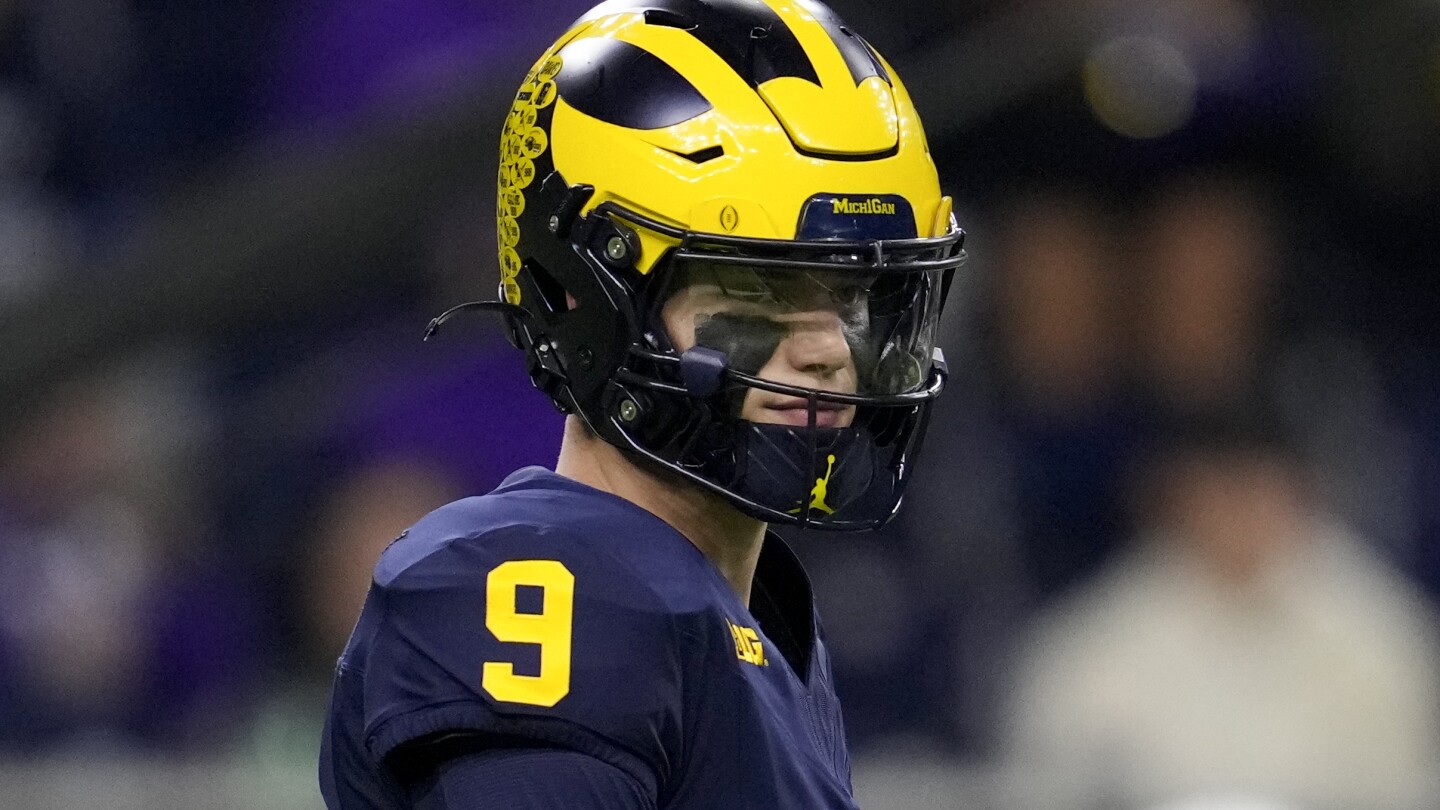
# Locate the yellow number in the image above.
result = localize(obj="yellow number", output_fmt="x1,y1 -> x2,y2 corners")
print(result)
482,560 -> 574,707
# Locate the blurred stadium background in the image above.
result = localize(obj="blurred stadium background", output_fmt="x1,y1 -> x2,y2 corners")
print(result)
1,0 -> 1438,808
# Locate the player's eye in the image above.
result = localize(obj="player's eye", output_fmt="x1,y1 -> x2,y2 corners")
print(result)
830,284 -> 866,307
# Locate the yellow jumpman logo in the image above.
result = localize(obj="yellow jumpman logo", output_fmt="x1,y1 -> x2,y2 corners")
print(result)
808,454 -> 836,515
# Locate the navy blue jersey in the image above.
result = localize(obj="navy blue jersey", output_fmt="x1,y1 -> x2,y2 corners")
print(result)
319,467 -> 855,809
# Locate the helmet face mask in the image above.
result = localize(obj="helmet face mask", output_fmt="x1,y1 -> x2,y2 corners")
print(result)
633,243 -> 955,528
494,0 -> 966,529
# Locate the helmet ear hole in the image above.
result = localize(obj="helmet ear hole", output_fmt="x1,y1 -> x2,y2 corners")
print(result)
524,259 -> 572,315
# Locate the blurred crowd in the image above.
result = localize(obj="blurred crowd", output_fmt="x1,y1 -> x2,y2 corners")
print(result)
1,1 -> 1438,808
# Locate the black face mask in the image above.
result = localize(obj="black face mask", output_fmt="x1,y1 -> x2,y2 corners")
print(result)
607,254 -> 952,529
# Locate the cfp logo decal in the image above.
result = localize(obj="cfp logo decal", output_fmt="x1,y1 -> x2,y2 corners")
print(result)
728,619 -> 767,666
497,55 -> 561,304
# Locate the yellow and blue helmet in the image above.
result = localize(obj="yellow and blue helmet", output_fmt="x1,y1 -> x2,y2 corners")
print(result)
488,0 -> 965,529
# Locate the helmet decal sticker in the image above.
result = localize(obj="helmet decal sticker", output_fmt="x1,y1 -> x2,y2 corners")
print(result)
805,453 -> 837,515
498,55 -> 562,304
520,128 -> 549,160
720,205 -> 739,233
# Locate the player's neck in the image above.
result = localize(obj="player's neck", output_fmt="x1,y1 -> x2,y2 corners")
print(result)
555,416 -> 766,605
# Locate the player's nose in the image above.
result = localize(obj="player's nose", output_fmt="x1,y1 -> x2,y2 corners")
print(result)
779,314 -> 851,379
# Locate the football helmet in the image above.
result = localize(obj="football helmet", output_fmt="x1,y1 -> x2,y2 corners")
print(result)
487,0 -> 965,529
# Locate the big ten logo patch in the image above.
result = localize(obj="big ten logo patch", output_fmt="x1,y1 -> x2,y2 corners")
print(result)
728,619 -> 767,667
497,55 -> 561,304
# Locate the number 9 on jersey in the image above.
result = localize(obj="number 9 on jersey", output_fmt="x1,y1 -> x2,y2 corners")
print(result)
483,559 -> 575,707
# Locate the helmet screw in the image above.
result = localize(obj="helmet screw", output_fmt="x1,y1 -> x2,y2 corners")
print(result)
577,347 -> 594,369
605,235 -> 629,262
548,215 -> 560,233
618,399 -> 639,422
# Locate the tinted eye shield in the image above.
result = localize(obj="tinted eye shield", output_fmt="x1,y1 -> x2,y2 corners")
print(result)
616,345 -> 947,406
598,200 -> 962,409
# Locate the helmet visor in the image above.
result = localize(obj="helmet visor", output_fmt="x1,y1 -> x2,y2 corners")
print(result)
654,259 -> 945,405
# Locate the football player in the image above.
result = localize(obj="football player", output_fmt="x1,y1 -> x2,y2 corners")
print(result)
319,0 -> 965,807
